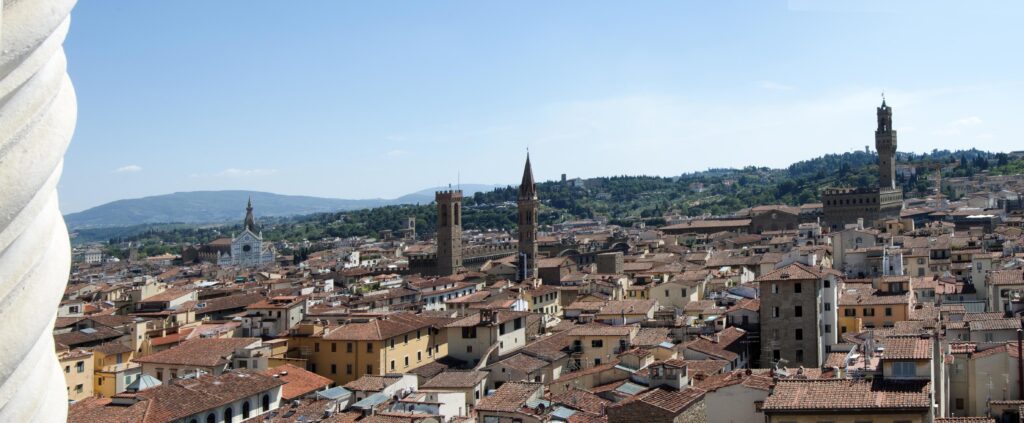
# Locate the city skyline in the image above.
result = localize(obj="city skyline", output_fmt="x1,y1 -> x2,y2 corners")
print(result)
59,1 -> 1024,212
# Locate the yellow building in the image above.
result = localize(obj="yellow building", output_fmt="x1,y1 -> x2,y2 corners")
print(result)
522,285 -> 561,315
91,342 -> 140,397
58,349 -> 94,402
286,312 -> 449,385
838,288 -> 911,333
566,324 -> 638,369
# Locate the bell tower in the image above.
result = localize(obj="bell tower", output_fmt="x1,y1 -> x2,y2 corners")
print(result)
875,97 -> 898,190
436,189 -> 463,276
518,154 -> 539,281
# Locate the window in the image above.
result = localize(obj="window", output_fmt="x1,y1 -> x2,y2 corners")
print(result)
467,345 -> 473,353
863,308 -> 875,317
795,306 -> 803,317
367,344 -> 373,353
891,361 -> 915,378
681,288 -> 687,297
223,407 -> 232,423
156,370 -> 163,380
773,307 -> 780,318
404,356 -> 409,367
591,340 -> 604,348
823,279 -> 831,288
390,339 -> 395,349
844,309 -> 855,317
824,302 -> 831,311
242,401 -> 251,419
771,283 -> 778,294
794,283 -> 802,293
64,366 -> 69,373
825,324 -> 832,333
417,352 -> 422,362
331,364 -> 337,374
955,398 -> 964,409
366,365 -> 372,374
594,358 -> 602,366
773,350 -> 781,361
390,360 -> 395,370
262,394 -> 271,412
462,327 -> 477,339
331,342 -> 337,352
207,414 -> 215,423
74,384 -> 83,393
884,307 -> 892,316
98,377 -> 103,386
985,332 -> 994,342
795,329 -> 803,340
347,364 -> 353,374
76,361 -> 84,373
314,342 -> 320,353
795,349 -> 804,362
514,318 -> 522,330
347,342 -> 353,353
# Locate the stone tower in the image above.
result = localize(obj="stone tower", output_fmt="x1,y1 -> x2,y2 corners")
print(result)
876,98 -> 898,190
435,190 -> 463,276
518,154 -> 539,281
244,196 -> 257,232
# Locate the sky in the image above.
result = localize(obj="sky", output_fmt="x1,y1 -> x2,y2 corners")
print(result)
59,1 -> 1024,213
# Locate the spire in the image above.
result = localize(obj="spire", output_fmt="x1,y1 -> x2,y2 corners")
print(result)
519,153 -> 536,199
244,196 -> 257,232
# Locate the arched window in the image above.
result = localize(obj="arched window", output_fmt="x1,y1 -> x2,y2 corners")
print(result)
206,414 -> 215,423
242,401 -> 251,419
262,394 -> 271,412
224,406 -> 233,423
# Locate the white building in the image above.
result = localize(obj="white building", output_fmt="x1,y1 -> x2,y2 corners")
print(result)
219,198 -> 276,267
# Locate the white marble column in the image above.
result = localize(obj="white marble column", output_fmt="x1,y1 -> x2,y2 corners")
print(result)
0,0 -> 78,421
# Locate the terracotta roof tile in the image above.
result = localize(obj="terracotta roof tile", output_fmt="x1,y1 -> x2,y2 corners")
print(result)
762,379 -> 931,412
475,382 -> 542,413
262,363 -> 332,400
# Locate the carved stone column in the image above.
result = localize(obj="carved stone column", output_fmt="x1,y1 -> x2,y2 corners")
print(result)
0,0 -> 78,421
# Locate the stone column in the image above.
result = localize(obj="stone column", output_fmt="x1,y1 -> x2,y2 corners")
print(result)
0,0 -> 78,421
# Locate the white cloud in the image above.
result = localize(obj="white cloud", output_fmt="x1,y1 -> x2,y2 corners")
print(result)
952,116 -> 982,126
215,168 -> 278,177
759,80 -> 795,91
114,164 -> 142,173
386,149 -> 410,157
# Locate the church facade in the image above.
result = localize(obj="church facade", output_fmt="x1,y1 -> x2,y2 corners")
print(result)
218,198 -> 276,267
822,99 -> 904,230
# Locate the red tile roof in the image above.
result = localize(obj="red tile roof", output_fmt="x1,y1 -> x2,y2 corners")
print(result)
762,379 -> 931,412
262,363 -> 332,400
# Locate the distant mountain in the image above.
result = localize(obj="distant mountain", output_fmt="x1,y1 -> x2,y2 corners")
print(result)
63,185 -> 502,230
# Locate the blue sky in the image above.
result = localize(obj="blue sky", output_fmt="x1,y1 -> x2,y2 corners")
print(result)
59,1 -> 1024,213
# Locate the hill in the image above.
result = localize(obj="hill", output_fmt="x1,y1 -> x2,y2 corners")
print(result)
64,185 -> 502,230
75,149 -> 1022,248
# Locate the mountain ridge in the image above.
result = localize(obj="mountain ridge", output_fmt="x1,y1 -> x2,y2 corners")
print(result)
64,185 -> 502,230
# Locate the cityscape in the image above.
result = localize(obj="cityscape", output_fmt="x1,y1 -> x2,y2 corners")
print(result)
3,2 -> 1024,423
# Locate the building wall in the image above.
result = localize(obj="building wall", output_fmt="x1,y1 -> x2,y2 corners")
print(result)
290,328 -> 447,385
838,303 -> 909,330
703,384 -> 767,423
759,278 -> 821,368
650,282 -> 700,311
60,354 -> 94,402
180,385 -> 283,423
573,333 -> 633,367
